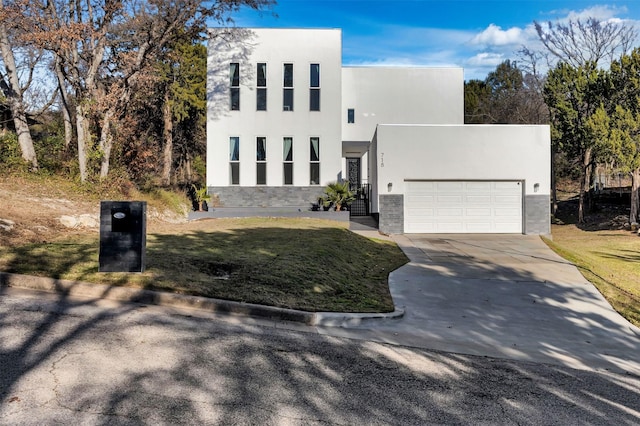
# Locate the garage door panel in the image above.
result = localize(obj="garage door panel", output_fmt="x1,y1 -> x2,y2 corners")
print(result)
466,223 -> 492,232
437,222 -> 465,232
494,195 -> 521,203
407,192 -> 436,199
494,222 -> 521,232
405,181 -> 522,233
437,195 -> 464,204
437,208 -> 463,216
407,208 -> 435,217
494,207 -> 521,216
436,182 -> 464,191
407,198 -> 436,207
466,195 -> 492,204
466,208 -> 492,216
494,181 -> 521,190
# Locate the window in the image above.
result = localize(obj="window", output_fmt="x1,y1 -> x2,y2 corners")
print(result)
256,137 -> 267,185
257,89 -> 267,111
310,64 -> 320,87
257,63 -> 267,111
229,137 -> 240,185
310,137 -> 320,185
230,63 -> 240,111
257,63 -> 267,86
284,63 -> 293,87
283,63 -> 293,111
310,64 -> 320,111
283,137 -> 293,185
347,108 -> 355,123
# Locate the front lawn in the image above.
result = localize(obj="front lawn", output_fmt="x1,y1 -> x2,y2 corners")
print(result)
544,225 -> 640,327
0,218 -> 408,313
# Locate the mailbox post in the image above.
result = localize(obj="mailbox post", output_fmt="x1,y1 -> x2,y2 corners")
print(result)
99,201 -> 147,272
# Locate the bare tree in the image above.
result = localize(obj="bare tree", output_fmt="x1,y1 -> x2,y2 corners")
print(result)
534,17 -> 637,68
21,0 -> 273,182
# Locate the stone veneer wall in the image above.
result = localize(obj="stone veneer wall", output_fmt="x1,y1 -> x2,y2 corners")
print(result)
525,194 -> 550,235
208,186 -> 327,208
378,194 -> 404,235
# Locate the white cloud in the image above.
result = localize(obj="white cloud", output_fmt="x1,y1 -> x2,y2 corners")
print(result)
565,5 -> 627,22
466,52 -> 505,67
470,24 -> 525,47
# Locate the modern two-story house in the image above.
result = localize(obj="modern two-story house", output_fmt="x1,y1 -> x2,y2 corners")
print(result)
207,28 -> 550,235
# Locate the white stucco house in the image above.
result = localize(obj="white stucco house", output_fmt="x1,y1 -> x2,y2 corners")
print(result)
206,28 -> 550,235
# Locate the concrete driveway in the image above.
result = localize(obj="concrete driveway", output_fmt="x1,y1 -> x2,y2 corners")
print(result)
319,234 -> 640,375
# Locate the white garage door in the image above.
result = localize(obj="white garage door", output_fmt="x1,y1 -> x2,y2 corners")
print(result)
404,181 -> 523,233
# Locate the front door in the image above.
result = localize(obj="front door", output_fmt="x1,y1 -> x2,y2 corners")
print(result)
347,157 -> 361,188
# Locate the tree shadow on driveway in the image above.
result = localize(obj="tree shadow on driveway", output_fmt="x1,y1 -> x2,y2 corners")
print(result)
347,234 -> 640,375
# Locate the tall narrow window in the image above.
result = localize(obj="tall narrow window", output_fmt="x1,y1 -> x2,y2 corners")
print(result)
283,63 -> 293,111
310,64 -> 320,111
257,63 -> 267,111
229,137 -> 240,185
347,108 -> 355,123
230,63 -> 240,111
283,137 -> 293,185
256,137 -> 267,185
310,137 -> 320,185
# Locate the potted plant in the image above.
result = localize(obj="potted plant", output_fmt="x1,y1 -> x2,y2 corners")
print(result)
192,184 -> 211,212
321,181 -> 356,211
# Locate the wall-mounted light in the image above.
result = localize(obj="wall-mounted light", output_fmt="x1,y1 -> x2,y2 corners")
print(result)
387,182 -> 393,192
534,183 -> 540,193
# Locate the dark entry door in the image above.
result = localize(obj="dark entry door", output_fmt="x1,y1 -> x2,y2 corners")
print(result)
347,157 -> 361,187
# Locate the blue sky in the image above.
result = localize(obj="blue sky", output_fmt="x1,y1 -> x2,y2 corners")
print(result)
231,1 -> 640,80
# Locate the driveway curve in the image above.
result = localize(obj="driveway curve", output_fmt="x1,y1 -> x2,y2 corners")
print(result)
319,234 -> 640,375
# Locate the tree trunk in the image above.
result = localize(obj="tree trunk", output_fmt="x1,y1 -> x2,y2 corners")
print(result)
162,91 -> 173,186
631,168 -> 640,224
62,104 -> 73,149
587,162 -> 596,213
185,153 -> 192,182
99,108 -> 114,179
551,148 -> 557,216
54,57 -> 73,148
5,87 -> 36,170
578,147 -> 592,223
0,10 -> 38,170
76,103 -> 90,182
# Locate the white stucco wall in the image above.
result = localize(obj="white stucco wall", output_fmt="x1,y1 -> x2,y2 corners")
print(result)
207,28 -> 343,187
370,124 -> 551,212
341,67 -> 464,142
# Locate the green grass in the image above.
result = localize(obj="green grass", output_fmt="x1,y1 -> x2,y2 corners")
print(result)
0,218 -> 408,313
544,225 -> 640,327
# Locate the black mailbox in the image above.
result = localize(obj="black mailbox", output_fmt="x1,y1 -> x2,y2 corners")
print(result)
99,201 -> 146,272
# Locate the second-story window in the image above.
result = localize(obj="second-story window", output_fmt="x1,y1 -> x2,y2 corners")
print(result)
230,63 -> 240,111
257,63 -> 267,111
310,64 -> 320,111
283,63 -> 293,111
347,108 -> 355,123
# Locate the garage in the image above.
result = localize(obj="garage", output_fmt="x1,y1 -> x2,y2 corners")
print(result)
404,181 -> 523,233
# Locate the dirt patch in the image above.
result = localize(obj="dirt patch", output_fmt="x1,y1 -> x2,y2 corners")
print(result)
0,181 -> 96,246
0,176 -> 189,247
